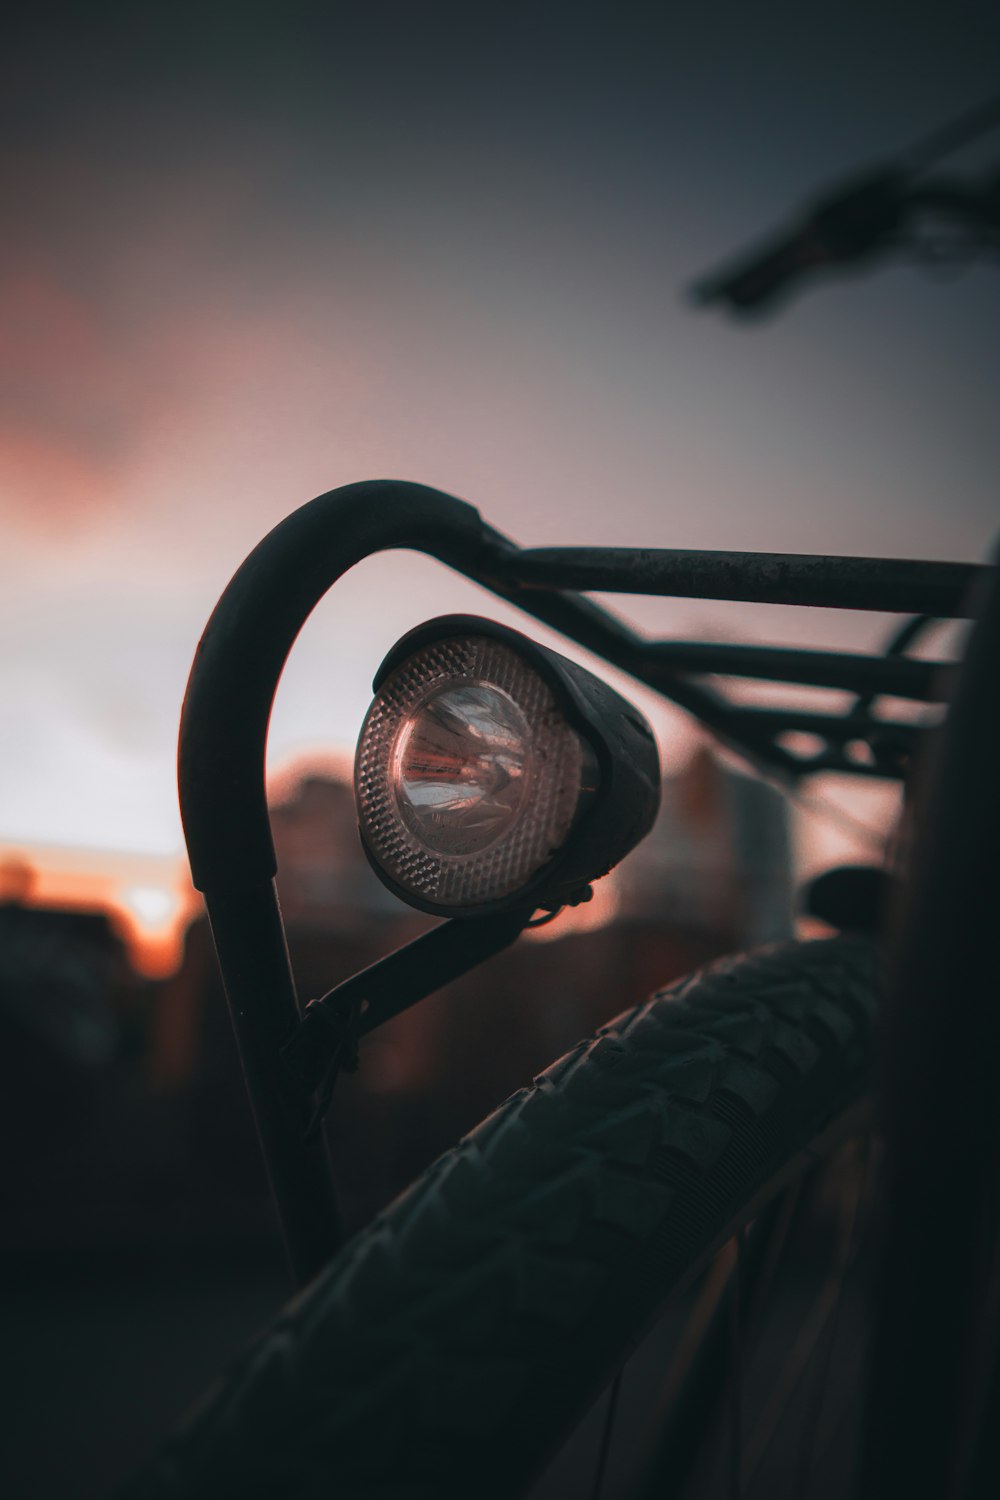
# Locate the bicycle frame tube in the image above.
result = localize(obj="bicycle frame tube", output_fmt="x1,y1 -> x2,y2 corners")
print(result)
178,479 -> 981,1285
180,483 -> 496,1284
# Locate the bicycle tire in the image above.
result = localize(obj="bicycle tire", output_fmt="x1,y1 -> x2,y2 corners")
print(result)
126,935 -> 879,1500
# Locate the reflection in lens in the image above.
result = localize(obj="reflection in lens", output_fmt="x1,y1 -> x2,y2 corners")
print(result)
392,682 -> 531,854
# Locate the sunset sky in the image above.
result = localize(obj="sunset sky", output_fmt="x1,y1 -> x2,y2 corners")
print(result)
2,4 -> 998,913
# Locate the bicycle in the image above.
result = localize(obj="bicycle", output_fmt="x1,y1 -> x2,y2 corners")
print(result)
106,467 -> 993,1500
123,107 -> 1000,1498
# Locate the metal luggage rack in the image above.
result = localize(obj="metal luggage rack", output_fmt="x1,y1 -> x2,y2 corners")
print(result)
181,98 -> 1000,872
180,479 -> 987,898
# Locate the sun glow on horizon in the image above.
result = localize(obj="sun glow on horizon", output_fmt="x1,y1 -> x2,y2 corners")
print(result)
1,842 -> 196,979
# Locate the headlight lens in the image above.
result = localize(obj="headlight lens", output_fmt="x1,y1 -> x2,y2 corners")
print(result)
392,680 -> 531,854
356,633 -> 597,910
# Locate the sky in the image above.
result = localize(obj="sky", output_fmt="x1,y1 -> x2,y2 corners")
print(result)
2,3 -> 998,884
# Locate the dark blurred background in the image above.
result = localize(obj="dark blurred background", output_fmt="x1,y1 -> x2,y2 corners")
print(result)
2,2 -> 998,1495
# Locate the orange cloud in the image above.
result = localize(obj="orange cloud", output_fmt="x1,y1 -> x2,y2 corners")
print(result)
0,265 -> 139,525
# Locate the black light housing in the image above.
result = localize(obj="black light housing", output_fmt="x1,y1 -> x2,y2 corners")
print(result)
354,615 -> 661,918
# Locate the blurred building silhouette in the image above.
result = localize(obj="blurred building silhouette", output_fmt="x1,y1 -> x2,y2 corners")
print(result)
0,863 -> 150,1248
622,744 -> 794,947
269,774 -> 404,927
0,902 -> 127,1067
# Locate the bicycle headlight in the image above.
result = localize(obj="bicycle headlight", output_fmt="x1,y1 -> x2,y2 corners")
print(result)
354,616 -> 661,917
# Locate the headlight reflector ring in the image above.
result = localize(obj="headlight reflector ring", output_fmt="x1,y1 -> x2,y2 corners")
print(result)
356,633 -> 596,910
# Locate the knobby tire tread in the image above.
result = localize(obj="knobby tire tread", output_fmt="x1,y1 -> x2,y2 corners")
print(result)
126,936 -> 879,1500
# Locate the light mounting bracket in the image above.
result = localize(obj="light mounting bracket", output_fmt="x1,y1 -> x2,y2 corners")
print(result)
281,906 -> 534,1136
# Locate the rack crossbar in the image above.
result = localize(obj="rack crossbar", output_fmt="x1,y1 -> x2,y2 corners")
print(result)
493,546 -> 981,617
